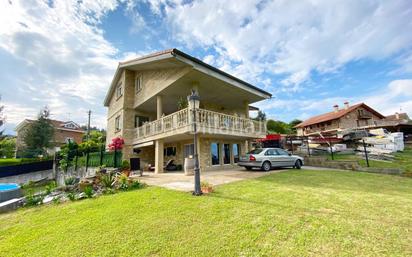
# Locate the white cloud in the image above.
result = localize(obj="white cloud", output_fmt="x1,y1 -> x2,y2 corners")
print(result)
257,79 -> 412,122
0,0 -> 123,133
145,0 -> 412,90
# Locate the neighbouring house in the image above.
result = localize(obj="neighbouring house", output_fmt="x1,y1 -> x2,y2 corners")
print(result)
15,119 -> 85,155
104,48 -> 271,173
295,102 -> 412,136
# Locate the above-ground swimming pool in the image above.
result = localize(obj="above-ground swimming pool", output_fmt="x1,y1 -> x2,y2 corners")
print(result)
0,183 -> 22,203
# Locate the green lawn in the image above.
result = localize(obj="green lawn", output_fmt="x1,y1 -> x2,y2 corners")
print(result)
1,170 -> 412,256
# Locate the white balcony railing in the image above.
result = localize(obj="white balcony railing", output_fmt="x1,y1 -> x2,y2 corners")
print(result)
135,107 -> 266,141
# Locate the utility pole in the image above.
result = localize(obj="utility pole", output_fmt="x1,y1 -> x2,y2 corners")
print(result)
87,110 -> 91,141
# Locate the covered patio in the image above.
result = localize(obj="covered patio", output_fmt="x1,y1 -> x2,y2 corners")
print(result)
131,168 -> 288,191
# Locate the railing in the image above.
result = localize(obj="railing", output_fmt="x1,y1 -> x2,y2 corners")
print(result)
136,108 -> 190,139
195,108 -> 265,134
135,107 -> 266,140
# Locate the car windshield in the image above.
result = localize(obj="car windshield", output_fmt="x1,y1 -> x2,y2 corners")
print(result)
248,149 -> 264,154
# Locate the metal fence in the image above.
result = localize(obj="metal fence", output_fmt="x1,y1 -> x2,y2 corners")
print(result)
57,149 -> 122,172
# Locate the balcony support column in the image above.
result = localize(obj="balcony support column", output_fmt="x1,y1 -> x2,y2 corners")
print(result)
157,95 -> 163,119
155,139 -> 164,174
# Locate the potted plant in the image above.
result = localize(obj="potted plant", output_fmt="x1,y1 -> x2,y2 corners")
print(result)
121,160 -> 131,177
200,181 -> 213,194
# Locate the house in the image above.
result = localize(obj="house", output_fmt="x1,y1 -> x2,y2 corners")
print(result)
295,102 -> 412,136
104,48 -> 271,173
15,119 -> 85,154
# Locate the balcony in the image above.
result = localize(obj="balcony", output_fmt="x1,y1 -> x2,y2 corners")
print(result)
133,107 -> 266,145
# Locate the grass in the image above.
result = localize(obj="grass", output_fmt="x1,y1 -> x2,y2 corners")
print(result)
327,147 -> 412,171
1,170 -> 412,256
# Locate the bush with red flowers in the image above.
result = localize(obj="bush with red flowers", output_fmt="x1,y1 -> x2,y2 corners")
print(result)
108,137 -> 124,151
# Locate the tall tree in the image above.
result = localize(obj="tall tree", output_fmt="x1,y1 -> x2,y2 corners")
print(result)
0,137 -> 16,158
253,110 -> 267,121
267,119 -> 289,134
23,107 -> 55,156
288,119 -> 303,133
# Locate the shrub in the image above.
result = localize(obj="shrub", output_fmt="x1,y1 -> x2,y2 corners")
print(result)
25,189 -> 44,207
118,174 -> 129,191
45,181 -> 57,194
67,192 -> 76,201
130,180 -> 144,190
83,185 -> 94,198
101,173 -> 115,188
200,181 -> 211,187
121,160 -> 130,170
52,196 -> 61,205
64,177 -> 76,186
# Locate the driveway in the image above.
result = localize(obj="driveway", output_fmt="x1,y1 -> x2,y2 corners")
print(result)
131,168 -> 288,191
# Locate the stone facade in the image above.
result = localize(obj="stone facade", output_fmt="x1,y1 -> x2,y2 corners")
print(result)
104,51 -> 269,173
298,106 -> 384,136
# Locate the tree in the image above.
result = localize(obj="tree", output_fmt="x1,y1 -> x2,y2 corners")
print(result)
288,119 -> 303,133
0,137 -> 16,158
82,130 -> 106,144
253,110 -> 267,121
23,107 -> 54,156
266,119 -> 289,134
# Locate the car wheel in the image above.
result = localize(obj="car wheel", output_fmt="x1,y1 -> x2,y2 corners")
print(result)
261,161 -> 271,172
294,160 -> 302,169
245,167 -> 253,171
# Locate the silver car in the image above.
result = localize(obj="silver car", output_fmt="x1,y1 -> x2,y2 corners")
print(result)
238,148 -> 304,171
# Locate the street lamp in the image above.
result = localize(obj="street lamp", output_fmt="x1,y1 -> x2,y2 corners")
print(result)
188,90 -> 202,196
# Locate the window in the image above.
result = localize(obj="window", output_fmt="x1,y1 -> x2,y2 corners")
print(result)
115,115 -> 121,131
233,144 -> 240,163
223,144 -> 231,164
116,82 -> 123,98
164,147 -> 176,156
65,137 -> 74,144
211,143 -> 220,165
134,115 -> 149,128
265,149 -> 277,156
247,148 -> 263,154
184,144 -> 194,158
276,149 -> 289,156
135,76 -> 142,93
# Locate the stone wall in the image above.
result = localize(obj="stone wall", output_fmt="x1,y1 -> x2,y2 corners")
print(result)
304,156 -> 402,175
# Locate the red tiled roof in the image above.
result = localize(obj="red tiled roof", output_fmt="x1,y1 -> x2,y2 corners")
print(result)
25,119 -> 84,132
295,103 -> 385,128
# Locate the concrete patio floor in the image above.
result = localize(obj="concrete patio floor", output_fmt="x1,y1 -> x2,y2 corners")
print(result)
131,168 -> 289,191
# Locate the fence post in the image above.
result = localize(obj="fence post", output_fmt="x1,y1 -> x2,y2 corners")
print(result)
306,137 -> 311,156
114,149 -> 117,168
289,136 -> 294,154
100,144 -> 104,166
362,139 -> 370,167
65,150 -> 69,173
85,149 -> 90,172
74,149 -> 78,171
329,139 -> 334,160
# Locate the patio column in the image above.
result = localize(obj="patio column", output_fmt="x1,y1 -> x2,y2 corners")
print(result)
244,100 -> 249,118
157,95 -> 163,119
155,139 -> 164,174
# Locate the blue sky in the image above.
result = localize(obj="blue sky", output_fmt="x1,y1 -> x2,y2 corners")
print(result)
1,0 -> 412,134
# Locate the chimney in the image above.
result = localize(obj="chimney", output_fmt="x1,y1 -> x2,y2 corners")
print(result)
395,112 -> 400,119
333,104 -> 339,113
344,101 -> 349,110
